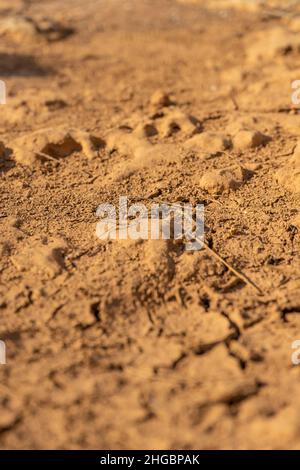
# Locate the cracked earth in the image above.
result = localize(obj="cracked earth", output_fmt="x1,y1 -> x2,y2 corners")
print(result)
0,0 -> 300,449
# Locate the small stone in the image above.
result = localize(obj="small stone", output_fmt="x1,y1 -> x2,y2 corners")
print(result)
245,162 -> 262,172
150,90 -> 173,108
233,130 -> 270,150
185,132 -> 232,154
199,166 -> 252,193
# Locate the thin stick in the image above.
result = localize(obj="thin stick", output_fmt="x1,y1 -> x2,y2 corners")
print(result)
96,203 -> 263,295
202,240 -> 263,295
230,90 -> 239,111
219,150 -> 237,159
36,152 -> 60,163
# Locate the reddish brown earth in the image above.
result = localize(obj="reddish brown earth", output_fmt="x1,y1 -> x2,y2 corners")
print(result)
0,0 -> 300,450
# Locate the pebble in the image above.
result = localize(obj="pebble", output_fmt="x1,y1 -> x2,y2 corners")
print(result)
185,132 -> 232,154
150,90 -> 173,108
233,129 -> 270,150
199,165 -> 251,193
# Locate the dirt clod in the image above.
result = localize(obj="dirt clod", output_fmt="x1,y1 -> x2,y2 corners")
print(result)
199,165 -> 252,193
11,128 -> 104,165
185,132 -> 232,154
233,130 -> 271,150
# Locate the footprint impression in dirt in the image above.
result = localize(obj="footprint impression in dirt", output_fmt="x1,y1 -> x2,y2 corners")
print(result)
10,128 -> 105,165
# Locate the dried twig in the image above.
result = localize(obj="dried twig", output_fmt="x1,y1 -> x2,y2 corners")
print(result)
202,240 -> 263,295
36,152 -> 60,163
96,201 -> 263,295
230,90 -> 239,111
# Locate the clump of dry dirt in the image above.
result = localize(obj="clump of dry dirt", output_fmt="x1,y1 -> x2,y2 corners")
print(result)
0,0 -> 300,450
